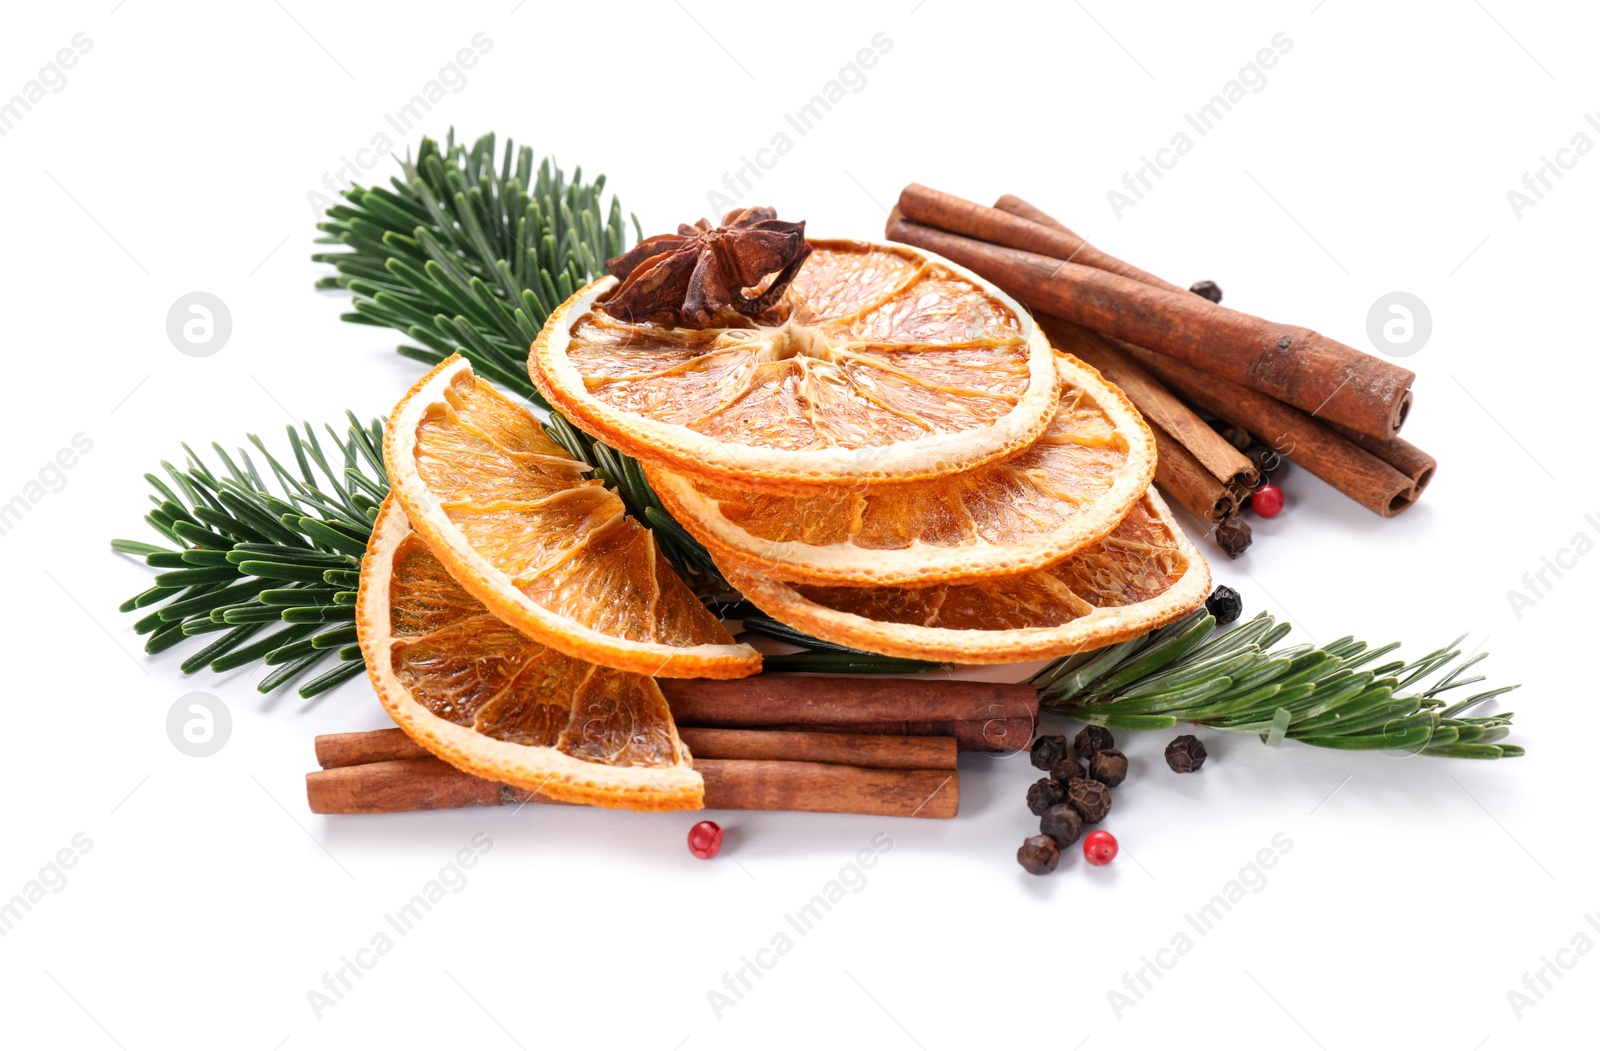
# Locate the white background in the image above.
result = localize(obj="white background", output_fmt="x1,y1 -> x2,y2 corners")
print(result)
1,1 -> 1594,1048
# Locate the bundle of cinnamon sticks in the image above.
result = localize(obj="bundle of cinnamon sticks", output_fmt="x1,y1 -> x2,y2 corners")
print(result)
307,676 -> 1039,820
886,185 -> 1438,551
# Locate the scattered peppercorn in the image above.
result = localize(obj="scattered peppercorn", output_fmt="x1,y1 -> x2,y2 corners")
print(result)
1066,777 -> 1113,823
1083,829 -> 1119,866
687,820 -> 723,859
1190,279 -> 1223,304
1029,734 -> 1071,771
1215,516 -> 1252,559
1017,834 -> 1061,875
1075,725 -> 1114,757
1089,748 -> 1129,788
1205,584 -> 1243,625
1220,425 -> 1253,452
1027,777 -> 1067,815
1040,803 -> 1083,848
1165,735 -> 1208,773
1251,484 -> 1285,518
1050,755 -> 1086,786
1246,445 -> 1284,479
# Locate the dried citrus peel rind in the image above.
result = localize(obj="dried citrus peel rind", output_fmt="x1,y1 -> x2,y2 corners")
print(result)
717,490 -> 1211,665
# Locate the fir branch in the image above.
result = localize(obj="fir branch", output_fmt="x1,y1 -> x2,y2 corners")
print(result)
112,415 -> 385,700
1031,610 -> 1522,759
314,129 -> 635,406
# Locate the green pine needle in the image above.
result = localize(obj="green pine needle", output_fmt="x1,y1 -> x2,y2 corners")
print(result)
313,129 -> 633,407
112,415 -> 384,699
1031,609 -> 1522,759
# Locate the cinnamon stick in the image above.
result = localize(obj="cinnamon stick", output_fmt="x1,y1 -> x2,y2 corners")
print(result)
1115,341 -> 1418,516
696,759 -> 957,818
316,728 -> 429,769
761,716 -> 1033,754
1327,423 -> 1437,500
898,184 -> 1185,294
1039,316 -> 1256,492
678,727 -> 956,770
884,213 -> 1415,441
306,755 -> 959,818
659,675 -> 1037,749
1150,424 -> 1242,522
996,194 -> 1219,300
308,758 -> 525,815
315,727 -> 956,773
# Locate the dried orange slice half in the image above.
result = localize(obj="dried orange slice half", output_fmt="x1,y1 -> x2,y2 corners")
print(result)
357,497 -> 702,811
385,355 -> 761,679
718,491 -> 1210,665
530,240 -> 1060,493
644,352 -> 1157,587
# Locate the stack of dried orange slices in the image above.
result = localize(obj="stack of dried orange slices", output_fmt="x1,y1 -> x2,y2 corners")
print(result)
357,212 -> 1211,814
531,228 -> 1212,666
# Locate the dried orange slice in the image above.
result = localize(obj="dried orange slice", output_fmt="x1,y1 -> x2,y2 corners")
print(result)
530,240 -> 1060,493
357,497 -> 702,811
385,355 -> 761,679
644,352 -> 1156,587
718,491 -> 1210,664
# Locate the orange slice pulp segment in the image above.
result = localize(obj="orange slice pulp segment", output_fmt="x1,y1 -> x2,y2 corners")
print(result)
384,355 -> 761,679
357,496 -> 702,811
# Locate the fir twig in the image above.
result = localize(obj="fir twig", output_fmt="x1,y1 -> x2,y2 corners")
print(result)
1030,610 -> 1522,759
313,129 -> 632,406
112,416 -> 385,699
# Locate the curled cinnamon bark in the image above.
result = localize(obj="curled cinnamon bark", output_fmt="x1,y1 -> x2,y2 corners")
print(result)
1115,342 -> 1418,517
886,210 -> 1415,441
898,184 -> 1184,293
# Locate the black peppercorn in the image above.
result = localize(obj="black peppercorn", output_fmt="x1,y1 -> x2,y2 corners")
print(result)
1017,834 -> 1060,875
1246,444 -> 1284,479
1074,725 -> 1114,757
1214,516 -> 1252,559
1027,777 -> 1067,816
1089,748 -> 1129,788
1219,425 -> 1253,452
1029,734 -> 1071,771
1049,755 -> 1086,786
1040,803 -> 1083,848
1189,279 -> 1223,304
1204,585 -> 1243,625
1165,734 -> 1208,772
1066,777 -> 1113,823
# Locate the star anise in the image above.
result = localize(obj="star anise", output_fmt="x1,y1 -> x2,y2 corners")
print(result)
602,207 -> 812,327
